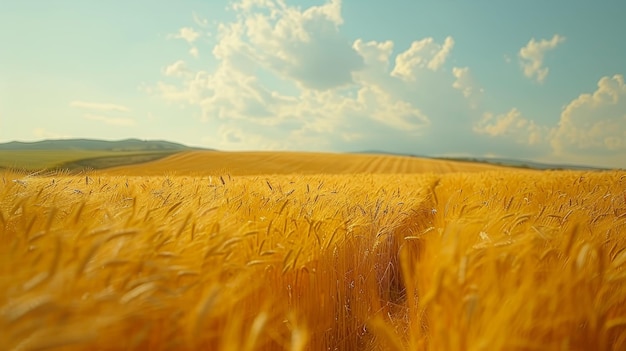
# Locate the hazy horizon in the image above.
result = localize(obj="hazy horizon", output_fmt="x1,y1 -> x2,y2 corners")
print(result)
2,0 -> 625,169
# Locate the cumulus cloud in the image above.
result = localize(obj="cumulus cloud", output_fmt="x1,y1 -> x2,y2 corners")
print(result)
474,108 -> 546,145
428,37 -> 455,71
355,85 -> 429,131
163,60 -> 192,77
69,101 -> 130,112
452,67 -> 472,98
391,36 -> 454,81
189,47 -> 199,58
152,2 -> 367,120
352,39 -> 394,82
151,1 -> 625,167
519,34 -> 565,83
169,27 -> 201,43
216,0 -> 363,90
352,39 -> 393,66
149,0 -> 626,170
154,0 -> 576,159
471,74 -> 626,167
350,36 -> 463,125
168,27 -> 203,58
83,114 -> 136,127
451,66 -> 484,109
351,39 -> 397,89
552,74 -> 626,154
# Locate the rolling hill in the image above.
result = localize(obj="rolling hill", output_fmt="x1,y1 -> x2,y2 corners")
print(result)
103,150 -> 519,176
0,138 -> 195,171
1,138 -> 606,174
0,138 -> 192,151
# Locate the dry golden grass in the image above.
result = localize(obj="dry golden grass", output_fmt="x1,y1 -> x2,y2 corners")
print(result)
1,158 -> 625,350
103,151 -> 512,176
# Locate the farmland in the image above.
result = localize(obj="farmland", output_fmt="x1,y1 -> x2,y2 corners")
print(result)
1,153 -> 625,350
103,150 -> 512,176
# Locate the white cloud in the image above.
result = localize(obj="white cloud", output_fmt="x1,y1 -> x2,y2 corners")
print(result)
163,60 -> 191,77
218,0 -> 362,90
355,85 -> 429,131
452,67 -> 484,110
69,101 -> 130,112
352,39 -> 393,68
518,34 -> 565,83
552,74 -> 626,154
189,47 -> 199,58
452,67 -> 472,98
169,26 -> 203,58
428,36 -> 455,71
149,1 -> 479,154
169,27 -> 201,43
147,2 -> 626,169
154,51 -> 429,136
474,108 -> 546,145
351,39 -> 396,88
391,36 -> 454,81
83,114 -> 136,126
471,74 -> 626,167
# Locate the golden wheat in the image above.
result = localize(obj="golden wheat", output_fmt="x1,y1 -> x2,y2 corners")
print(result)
0,169 -> 625,350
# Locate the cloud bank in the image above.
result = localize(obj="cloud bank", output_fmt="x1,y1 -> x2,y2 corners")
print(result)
149,0 -> 624,168
552,75 -> 626,154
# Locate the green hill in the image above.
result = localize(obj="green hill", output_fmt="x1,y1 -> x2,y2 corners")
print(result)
0,138 -> 191,151
0,138 -> 199,172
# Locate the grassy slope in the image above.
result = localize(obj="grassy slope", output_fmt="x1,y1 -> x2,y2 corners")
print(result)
0,138 -> 192,171
103,150 -> 516,176
0,150 -> 180,171
0,138 -> 190,151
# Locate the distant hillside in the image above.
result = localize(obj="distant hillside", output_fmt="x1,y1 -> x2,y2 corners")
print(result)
438,156 -> 609,171
0,140 -> 611,172
0,138 -> 195,151
0,139 -> 205,171
102,150 -> 517,176
354,150 -> 608,171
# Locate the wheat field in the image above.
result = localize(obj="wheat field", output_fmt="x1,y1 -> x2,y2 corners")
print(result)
1,153 -> 626,350
103,151 -> 510,176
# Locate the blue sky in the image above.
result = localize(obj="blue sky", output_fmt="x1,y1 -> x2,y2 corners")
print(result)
1,0 -> 625,168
